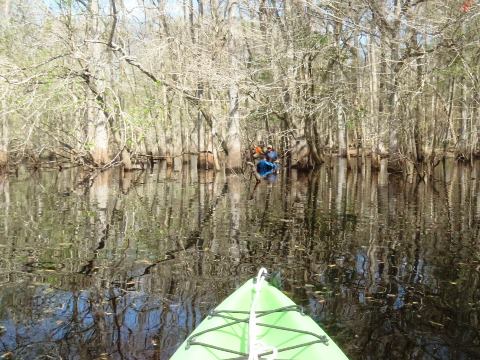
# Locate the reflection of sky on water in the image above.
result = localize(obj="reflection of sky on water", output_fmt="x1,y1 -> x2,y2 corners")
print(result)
0,285 -> 198,358
393,285 -> 406,310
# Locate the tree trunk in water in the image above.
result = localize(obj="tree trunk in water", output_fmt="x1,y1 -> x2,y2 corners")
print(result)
333,18 -> 347,159
226,82 -> 242,171
305,54 -> 323,166
107,10 -> 132,171
189,0 -> 210,170
0,0 -> 10,169
337,100 -> 347,157
209,108 -> 221,171
226,3 -> 242,172
108,117 -> 132,170
163,86 -> 174,167
179,104 -> 189,163
87,99 -> 110,165
87,0 -> 110,166
414,38 -> 425,174
376,1 -> 402,173
446,78 -> 456,150
369,37 -> 381,170
415,51 -> 423,162
353,23 -> 363,167
305,118 -> 323,167
456,79 -> 469,161
0,175 -> 9,238
195,89 -> 205,152
0,95 -> 8,169
474,93 -> 480,157
429,80 -> 438,166
387,47 -> 401,172
377,43 -> 388,158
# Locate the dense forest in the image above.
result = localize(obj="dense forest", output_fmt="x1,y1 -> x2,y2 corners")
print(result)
0,0 -> 479,174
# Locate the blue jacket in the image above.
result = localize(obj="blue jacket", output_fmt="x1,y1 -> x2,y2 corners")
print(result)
257,159 -> 279,177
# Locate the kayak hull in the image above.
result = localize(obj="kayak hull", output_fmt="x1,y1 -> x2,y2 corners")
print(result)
170,279 -> 348,359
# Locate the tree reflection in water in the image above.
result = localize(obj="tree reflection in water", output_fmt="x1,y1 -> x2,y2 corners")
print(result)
0,159 -> 479,359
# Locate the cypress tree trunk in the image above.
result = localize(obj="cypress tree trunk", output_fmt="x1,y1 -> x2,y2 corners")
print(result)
0,1 -> 10,169
337,100 -> 347,157
226,82 -> 242,171
369,37 -> 381,170
226,3 -> 242,172
87,0 -> 110,166
456,79 -> 470,161
0,95 -> 8,169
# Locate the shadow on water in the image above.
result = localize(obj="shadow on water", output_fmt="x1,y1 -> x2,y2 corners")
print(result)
0,159 -> 479,359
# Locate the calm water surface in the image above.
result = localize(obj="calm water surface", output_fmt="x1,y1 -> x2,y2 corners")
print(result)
0,159 -> 479,359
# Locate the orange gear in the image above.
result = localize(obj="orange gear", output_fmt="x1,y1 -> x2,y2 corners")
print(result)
461,0 -> 474,12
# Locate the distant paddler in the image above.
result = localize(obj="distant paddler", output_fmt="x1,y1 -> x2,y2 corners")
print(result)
265,144 -> 278,162
256,153 -> 279,178
247,143 -> 279,181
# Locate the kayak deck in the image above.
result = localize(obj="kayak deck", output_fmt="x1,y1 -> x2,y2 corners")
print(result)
170,279 -> 349,359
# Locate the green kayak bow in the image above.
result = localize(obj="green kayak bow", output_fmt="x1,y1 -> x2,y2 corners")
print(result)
170,268 -> 349,359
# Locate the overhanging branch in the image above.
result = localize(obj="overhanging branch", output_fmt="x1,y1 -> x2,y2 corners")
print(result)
105,41 -> 229,155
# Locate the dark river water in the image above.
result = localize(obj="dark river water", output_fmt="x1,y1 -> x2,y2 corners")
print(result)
0,159 -> 479,360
